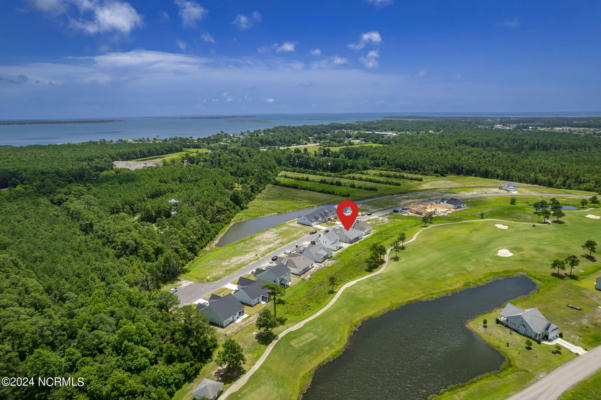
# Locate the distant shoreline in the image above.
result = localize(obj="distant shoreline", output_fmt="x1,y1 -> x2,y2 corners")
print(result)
0,119 -> 123,126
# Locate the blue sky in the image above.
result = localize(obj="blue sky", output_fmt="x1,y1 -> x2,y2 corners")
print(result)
1,0 -> 600,119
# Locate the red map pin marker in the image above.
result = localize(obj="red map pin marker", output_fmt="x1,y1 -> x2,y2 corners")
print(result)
337,200 -> 359,231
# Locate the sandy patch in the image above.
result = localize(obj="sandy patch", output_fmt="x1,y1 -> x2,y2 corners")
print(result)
586,214 -> 600,220
497,249 -> 514,257
495,224 -> 509,230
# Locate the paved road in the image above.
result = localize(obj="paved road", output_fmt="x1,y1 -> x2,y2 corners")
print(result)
220,218 -> 551,399
506,345 -> 601,400
177,191 -> 592,306
176,230 -> 322,305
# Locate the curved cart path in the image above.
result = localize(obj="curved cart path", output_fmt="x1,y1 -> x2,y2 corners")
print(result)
220,218 -> 546,399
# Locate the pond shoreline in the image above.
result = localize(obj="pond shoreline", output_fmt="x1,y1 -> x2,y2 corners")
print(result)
300,274 -> 538,400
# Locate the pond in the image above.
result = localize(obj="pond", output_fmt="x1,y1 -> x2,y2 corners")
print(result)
216,195 -> 399,246
302,276 -> 536,400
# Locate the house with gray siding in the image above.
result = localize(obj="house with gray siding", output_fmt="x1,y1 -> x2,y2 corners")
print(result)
499,303 -> 559,341
301,243 -> 333,263
285,253 -> 314,275
192,379 -> 223,399
297,207 -> 336,226
253,263 -> 291,287
318,230 -> 342,251
596,277 -> 601,291
197,294 -> 244,328
233,277 -> 269,306
500,182 -> 518,193
353,220 -> 372,235
333,225 -> 363,244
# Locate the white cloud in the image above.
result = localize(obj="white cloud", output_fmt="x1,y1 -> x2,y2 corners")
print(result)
27,0 -> 67,14
348,31 -> 382,50
276,42 -> 295,53
310,48 -> 322,56
174,0 -> 207,27
232,11 -> 262,30
201,33 -> 215,43
359,49 -> 379,68
367,0 -> 393,6
498,18 -> 520,28
177,40 -> 187,51
266,98 -> 275,103
312,56 -> 348,69
416,70 -> 427,78
28,0 -> 142,35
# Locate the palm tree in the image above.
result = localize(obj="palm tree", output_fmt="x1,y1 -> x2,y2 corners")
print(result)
565,255 -> 580,277
582,240 -> 598,257
392,241 -> 401,260
261,282 -> 285,320
398,232 -> 406,249
551,258 -> 566,276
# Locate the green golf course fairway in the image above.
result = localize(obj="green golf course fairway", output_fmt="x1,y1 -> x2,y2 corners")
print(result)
228,208 -> 601,400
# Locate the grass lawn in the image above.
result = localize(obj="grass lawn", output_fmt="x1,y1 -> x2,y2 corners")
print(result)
233,185 -> 345,222
182,221 -> 312,283
559,369 -> 601,400
227,207 -> 601,400
439,278 -> 601,399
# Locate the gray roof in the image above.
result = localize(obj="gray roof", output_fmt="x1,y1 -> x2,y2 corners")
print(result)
596,276 -> 601,287
299,207 -> 336,223
192,378 -> 224,399
520,308 -> 552,335
333,226 -> 363,243
200,294 -> 243,321
286,253 -> 313,270
353,220 -> 372,233
237,277 -> 256,287
302,243 -> 332,261
269,263 -> 290,278
238,279 -> 268,299
440,197 -> 466,208
501,303 -> 554,335
500,303 -> 524,317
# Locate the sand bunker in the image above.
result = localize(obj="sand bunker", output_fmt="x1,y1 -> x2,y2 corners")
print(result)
586,214 -> 600,220
495,224 -> 509,230
497,249 -> 514,257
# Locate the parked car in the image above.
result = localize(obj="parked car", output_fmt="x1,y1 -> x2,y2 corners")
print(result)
271,256 -> 278,261
393,209 -> 400,213
310,230 -> 317,234
169,288 -> 178,294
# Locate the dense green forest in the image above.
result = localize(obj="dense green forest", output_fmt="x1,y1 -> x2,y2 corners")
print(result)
0,147 -> 277,399
1,117 -> 601,399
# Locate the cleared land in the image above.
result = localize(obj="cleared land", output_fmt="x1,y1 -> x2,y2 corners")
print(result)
226,206 -> 601,400
233,185 -> 345,222
134,147 -> 209,162
182,221 -> 312,283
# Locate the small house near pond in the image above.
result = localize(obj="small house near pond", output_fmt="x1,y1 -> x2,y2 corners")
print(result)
499,303 -> 559,342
